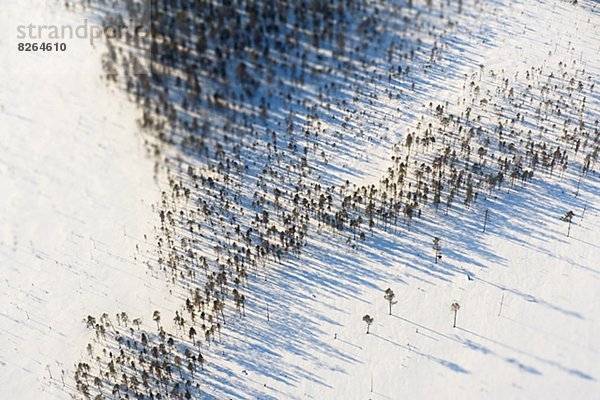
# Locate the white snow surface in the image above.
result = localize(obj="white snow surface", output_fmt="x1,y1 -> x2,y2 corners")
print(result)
1,0 -> 599,399
0,1 -> 171,398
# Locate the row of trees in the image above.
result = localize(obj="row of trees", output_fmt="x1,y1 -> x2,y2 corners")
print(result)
361,289 -> 460,334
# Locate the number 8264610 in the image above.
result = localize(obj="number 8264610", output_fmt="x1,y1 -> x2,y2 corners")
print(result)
18,42 -> 67,52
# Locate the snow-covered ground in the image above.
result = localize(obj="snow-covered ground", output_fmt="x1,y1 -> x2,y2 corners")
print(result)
0,1 -> 171,398
157,1 -> 600,398
1,0 -> 599,399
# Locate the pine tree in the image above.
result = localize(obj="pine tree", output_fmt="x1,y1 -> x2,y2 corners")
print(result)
433,237 -> 442,264
482,209 -> 489,233
189,327 -> 197,345
384,288 -> 396,315
451,302 -> 461,328
561,210 -> 575,237
362,315 -> 374,334
153,310 -> 161,330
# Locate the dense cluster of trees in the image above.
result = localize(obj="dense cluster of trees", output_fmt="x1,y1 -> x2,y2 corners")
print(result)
75,313 -> 205,399
66,0 -> 597,398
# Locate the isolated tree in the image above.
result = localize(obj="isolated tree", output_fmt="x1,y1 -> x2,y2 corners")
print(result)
482,209 -> 489,233
198,353 -> 204,370
561,210 -> 575,237
433,237 -> 442,264
120,312 -> 129,327
384,288 -> 396,315
153,310 -> 161,330
451,302 -> 461,328
362,314 -> 374,334
189,326 -> 197,345
133,318 -> 142,330
188,361 -> 195,379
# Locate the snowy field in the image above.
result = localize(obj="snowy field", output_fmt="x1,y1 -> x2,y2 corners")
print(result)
0,1 -> 171,398
1,0 -> 599,399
